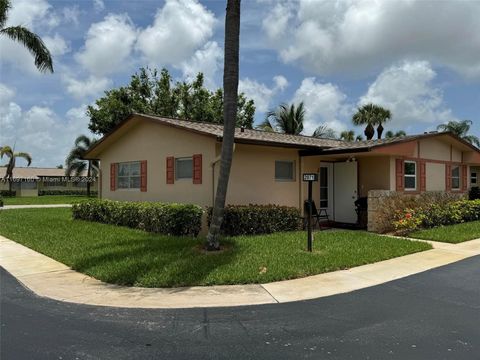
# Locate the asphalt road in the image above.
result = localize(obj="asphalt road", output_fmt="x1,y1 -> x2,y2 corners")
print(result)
1,256 -> 480,360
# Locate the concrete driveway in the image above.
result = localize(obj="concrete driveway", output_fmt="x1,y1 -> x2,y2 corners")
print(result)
2,256 -> 480,360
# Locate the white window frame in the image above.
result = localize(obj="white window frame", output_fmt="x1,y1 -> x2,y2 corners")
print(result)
451,165 -> 460,190
175,157 -> 193,180
404,160 -> 417,191
116,161 -> 141,190
275,160 -> 296,182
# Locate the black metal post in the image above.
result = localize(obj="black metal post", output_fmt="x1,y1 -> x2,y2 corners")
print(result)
307,180 -> 313,252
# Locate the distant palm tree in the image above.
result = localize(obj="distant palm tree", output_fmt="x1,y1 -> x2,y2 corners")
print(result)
0,0 -> 53,73
385,130 -> 407,138
312,124 -> 337,139
340,130 -> 355,142
206,0 -> 241,251
437,120 -> 479,147
66,135 -> 99,197
352,104 -> 391,140
0,145 -> 32,192
355,135 -> 364,141
262,102 -> 305,135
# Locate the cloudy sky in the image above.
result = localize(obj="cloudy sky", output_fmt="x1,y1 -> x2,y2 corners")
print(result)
1,0 -> 479,167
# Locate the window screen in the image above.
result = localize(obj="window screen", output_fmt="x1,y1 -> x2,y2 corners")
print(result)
404,161 -> 416,190
275,161 -> 295,181
451,166 -> 460,189
176,158 -> 193,179
117,161 -> 141,189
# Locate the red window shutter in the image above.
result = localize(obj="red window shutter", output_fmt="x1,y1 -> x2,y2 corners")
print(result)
462,165 -> 468,192
419,160 -> 426,192
110,163 -> 116,191
445,164 -> 452,191
193,154 -> 202,184
140,160 -> 147,192
395,159 -> 404,191
166,156 -> 174,184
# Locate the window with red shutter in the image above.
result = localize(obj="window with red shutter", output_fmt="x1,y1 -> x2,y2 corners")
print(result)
419,160 -> 426,192
462,165 -> 468,192
395,159 -> 404,191
140,160 -> 147,192
193,154 -> 202,184
445,164 -> 452,191
166,156 -> 174,184
110,163 -> 116,191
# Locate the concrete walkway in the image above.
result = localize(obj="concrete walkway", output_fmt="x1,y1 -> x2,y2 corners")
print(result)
1,234 -> 479,309
0,204 -> 72,210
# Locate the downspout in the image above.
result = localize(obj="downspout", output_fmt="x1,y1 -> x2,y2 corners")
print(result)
211,143 -> 236,206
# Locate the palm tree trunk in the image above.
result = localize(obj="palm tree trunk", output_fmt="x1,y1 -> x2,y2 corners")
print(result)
377,123 -> 384,139
206,0 -> 241,251
86,161 -> 91,197
364,123 -> 375,140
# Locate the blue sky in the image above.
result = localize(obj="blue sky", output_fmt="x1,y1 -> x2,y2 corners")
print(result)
1,0 -> 479,167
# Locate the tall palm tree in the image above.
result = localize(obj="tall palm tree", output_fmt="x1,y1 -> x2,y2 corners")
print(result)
262,102 -> 305,135
206,0 -> 241,251
0,0 -> 53,73
352,104 -> 391,140
0,145 -> 32,192
385,130 -> 407,138
437,120 -> 479,147
66,135 -> 99,197
340,130 -> 355,142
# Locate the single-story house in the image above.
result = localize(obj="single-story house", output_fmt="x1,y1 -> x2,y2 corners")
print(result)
84,113 -> 480,230
0,167 -> 98,197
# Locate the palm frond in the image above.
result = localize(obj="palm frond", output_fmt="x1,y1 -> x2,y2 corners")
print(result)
74,134 -> 92,149
0,26 -> 53,73
463,135 -> 480,147
0,0 -> 11,28
66,160 -> 87,177
0,145 -> 13,159
14,152 -> 32,166
313,124 -> 337,139
256,118 -> 275,132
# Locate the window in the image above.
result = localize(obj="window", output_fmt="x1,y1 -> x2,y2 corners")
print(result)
471,171 -> 477,185
175,157 -> 193,180
275,161 -> 295,181
451,166 -> 460,190
404,161 -> 416,190
117,161 -> 141,189
319,167 -> 328,208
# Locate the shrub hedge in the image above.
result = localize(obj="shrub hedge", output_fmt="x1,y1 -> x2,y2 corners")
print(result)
393,199 -> 480,233
0,190 -> 16,197
207,204 -> 301,236
72,199 -> 203,236
39,190 -> 98,196
470,186 -> 480,200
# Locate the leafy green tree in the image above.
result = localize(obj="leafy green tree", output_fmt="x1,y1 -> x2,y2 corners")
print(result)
312,124 -> 337,139
0,0 -> 53,73
340,130 -> 355,141
355,134 -> 364,141
385,130 -> 407,138
261,102 -> 305,135
65,135 -> 99,197
437,120 -> 479,147
353,104 -> 391,140
207,0 -> 241,251
0,145 -> 32,192
87,68 -> 255,135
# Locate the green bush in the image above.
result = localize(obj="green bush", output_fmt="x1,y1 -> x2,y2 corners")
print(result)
39,190 -> 98,196
207,204 -> 301,236
0,190 -> 16,197
393,199 -> 480,233
72,199 -> 203,236
0,196 -> 3,207
469,186 -> 480,200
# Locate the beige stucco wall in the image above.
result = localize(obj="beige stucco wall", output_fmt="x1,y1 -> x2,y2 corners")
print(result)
419,138 -> 452,161
425,162 -> 446,191
358,156 -> 391,197
219,143 -> 301,208
99,120 -> 216,207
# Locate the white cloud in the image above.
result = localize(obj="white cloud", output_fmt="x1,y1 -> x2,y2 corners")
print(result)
63,74 -> 111,99
75,14 -> 137,76
292,77 -> 349,135
359,61 -> 456,130
6,0 -> 59,30
43,33 -> 70,57
263,0 -> 480,78
136,0 -> 216,66
180,41 -> 223,89
93,0 -> 105,12
0,83 -> 93,167
62,5 -> 81,26
239,75 -> 289,113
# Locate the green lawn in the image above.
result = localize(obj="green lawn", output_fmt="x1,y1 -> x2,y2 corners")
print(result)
0,208 -> 431,287
410,221 -> 480,243
1,195 -> 96,205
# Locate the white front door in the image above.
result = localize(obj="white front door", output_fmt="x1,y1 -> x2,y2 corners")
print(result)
333,161 -> 358,223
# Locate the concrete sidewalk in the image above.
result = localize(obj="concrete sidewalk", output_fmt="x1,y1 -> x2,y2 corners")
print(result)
1,234 -> 479,309
1,204 -> 72,210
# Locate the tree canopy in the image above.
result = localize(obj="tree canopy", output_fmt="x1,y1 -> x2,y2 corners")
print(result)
87,68 -> 255,135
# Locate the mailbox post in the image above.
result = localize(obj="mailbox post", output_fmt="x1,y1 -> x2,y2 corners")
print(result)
302,173 -> 318,252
